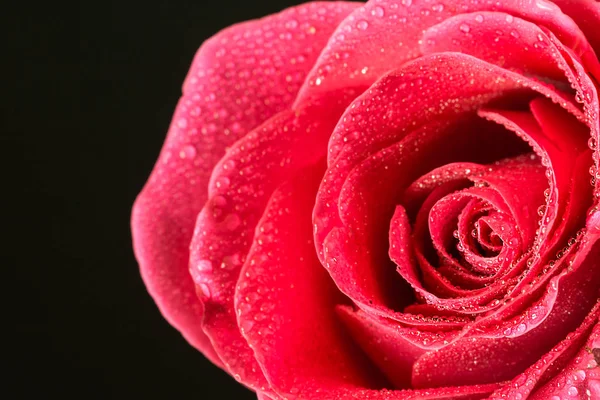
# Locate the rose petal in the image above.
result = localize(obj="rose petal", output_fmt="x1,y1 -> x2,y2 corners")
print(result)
316,52 -> 577,321
411,237 -> 600,388
421,12 -> 569,83
551,0 -> 600,80
337,305 -> 459,388
235,162 -> 387,398
529,306 -> 600,399
132,1 -> 360,389
189,89 -> 356,389
487,301 -> 599,399
296,0 -> 593,105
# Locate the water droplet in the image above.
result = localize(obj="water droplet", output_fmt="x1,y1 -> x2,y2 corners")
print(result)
589,137 -> 597,150
587,208 -> 600,234
285,19 -> 298,29
535,0 -> 558,11
432,4 -> 444,12
506,15 -> 514,23
510,30 -> 520,38
179,144 -> 197,159
459,24 -> 471,33
177,118 -> 188,129
371,6 -> 384,17
241,319 -> 254,333
538,205 -> 547,217
361,67 -> 369,74
401,0 -> 412,6
567,386 -> 578,396
223,214 -> 241,231
573,370 -> 586,381
475,14 -> 484,23
357,20 -> 369,30
220,253 -> 241,270
196,259 -> 213,272
230,121 -> 242,133
198,283 -> 211,298
254,312 -> 267,321
215,176 -> 230,190
213,195 -> 227,207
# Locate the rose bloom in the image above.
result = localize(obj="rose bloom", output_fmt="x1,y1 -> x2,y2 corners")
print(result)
132,0 -> 600,399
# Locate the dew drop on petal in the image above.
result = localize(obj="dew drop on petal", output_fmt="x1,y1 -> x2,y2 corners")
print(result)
179,144 -> 197,159
567,386 -> 578,396
535,0 -> 558,11
587,208 -> 600,234
223,213 -> 241,231
215,176 -> 231,190
371,6 -> 384,17
177,118 -> 188,129
196,259 -> 213,272
198,283 -> 211,298
285,19 -> 298,29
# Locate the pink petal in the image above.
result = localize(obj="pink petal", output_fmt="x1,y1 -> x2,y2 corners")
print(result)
295,0 -> 593,105
487,302 -> 599,399
479,98 -> 593,284
551,0 -> 600,80
411,237 -> 600,388
235,163 -> 387,399
421,12 -> 568,82
131,0 -> 359,387
337,305 -> 458,388
529,304 -> 600,399
315,52 -> 576,321
189,90 -> 355,389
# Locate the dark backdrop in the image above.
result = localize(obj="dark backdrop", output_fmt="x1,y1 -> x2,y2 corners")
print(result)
11,1 -> 312,399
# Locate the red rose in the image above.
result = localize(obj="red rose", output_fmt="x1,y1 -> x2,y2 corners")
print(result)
132,1 -> 600,398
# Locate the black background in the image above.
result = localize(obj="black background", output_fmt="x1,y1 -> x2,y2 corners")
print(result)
9,1 -> 310,399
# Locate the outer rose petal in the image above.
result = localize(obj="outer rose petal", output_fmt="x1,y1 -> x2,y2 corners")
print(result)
131,0 -> 359,383
188,90 -> 356,391
295,0 -> 596,105
235,163 -> 387,399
